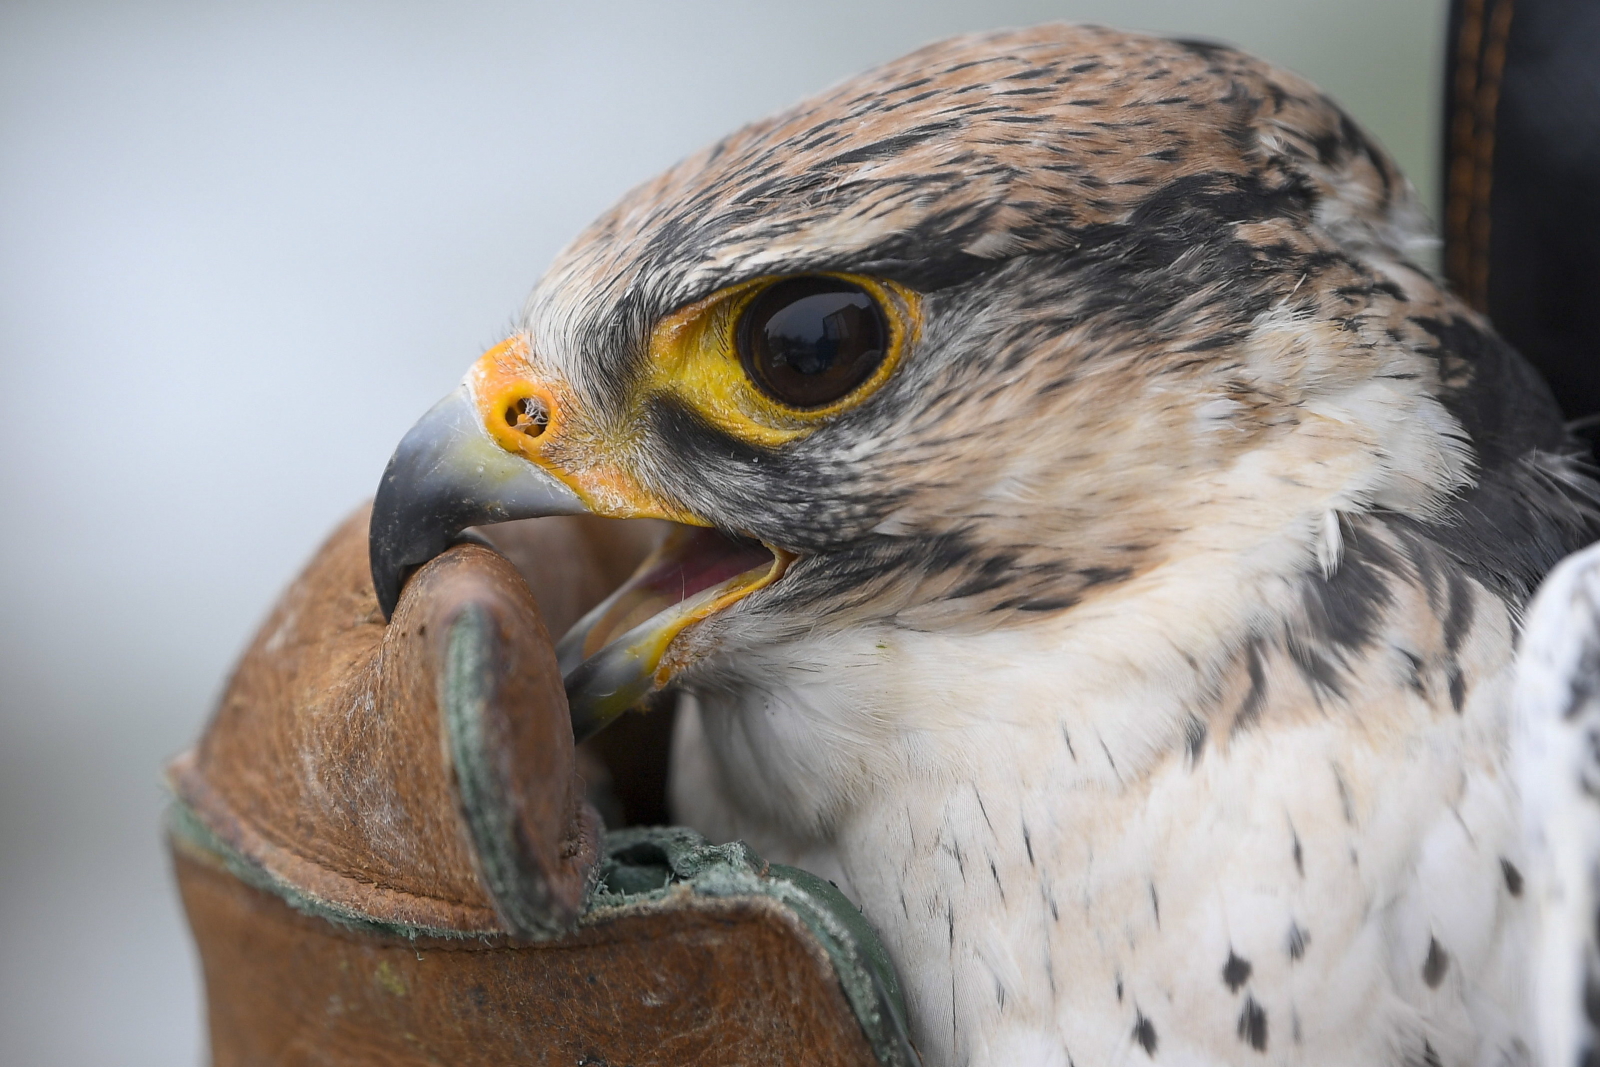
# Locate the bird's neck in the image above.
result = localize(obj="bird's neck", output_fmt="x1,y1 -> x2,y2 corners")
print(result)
686,520 -> 1312,839
678,512 -> 1519,1067
678,546 -> 1273,1063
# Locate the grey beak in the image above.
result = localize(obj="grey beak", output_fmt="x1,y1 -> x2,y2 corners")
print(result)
369,386 -> 589,619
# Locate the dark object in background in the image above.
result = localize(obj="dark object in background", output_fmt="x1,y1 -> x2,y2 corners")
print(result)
1444,0 -> 1600,445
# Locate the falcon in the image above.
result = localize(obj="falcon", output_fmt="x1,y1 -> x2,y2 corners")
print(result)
368,24 -> 1600,1067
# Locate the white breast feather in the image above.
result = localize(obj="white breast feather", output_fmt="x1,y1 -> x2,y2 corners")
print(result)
670,536 -> 1535,1067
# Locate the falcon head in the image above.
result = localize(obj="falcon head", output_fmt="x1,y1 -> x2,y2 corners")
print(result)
371,24 -> 1563,743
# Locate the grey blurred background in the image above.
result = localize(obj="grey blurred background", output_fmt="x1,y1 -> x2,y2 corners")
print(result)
0,1 -> 1444,1063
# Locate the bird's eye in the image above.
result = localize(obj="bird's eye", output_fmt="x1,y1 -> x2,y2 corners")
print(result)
737,276 -> 889,409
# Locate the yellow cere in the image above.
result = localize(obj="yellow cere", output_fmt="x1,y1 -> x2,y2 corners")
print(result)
467,337 -> 703,523
642,272 -> 920,449
470,337 -> 561,460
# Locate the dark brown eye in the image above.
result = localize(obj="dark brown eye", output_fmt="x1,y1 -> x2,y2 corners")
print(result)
737,276 -> 889,409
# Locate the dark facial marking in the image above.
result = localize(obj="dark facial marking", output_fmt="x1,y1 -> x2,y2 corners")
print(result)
646,393 -> 775,472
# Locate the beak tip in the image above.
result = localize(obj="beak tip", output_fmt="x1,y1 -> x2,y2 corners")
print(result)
368,476 -> 412,621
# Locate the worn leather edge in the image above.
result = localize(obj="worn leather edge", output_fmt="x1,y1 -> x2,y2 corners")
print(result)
441,601 -> 603,940
166,796 -> 492,941
765,863 -> 921,1067
166,753 -> 503,936
170,807 -> 920,1066
592,827 -> 922,1067
174,840 -> 893,1066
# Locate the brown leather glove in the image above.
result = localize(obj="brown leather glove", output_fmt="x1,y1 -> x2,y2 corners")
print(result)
167,507 -> 914,1067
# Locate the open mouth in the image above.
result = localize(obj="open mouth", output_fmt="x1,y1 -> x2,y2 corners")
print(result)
556,525 -> 789,740
366,384 -> 794,742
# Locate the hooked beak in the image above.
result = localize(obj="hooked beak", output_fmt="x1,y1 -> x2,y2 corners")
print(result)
370,360 -> 788,741
370,385 -> 587,619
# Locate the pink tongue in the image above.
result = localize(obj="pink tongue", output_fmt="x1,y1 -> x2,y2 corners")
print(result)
634,526 -> 774,603
578,526 -> 774,659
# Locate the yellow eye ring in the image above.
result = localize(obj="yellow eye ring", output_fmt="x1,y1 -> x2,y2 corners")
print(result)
644,272 -> 919,447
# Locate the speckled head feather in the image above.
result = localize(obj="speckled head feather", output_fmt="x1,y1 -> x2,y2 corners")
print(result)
522,23 -> 1591,640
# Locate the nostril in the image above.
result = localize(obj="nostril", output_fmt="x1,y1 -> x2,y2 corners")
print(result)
505,396 -> 549,438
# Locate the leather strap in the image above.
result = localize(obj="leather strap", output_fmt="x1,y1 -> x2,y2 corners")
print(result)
1443,0 -> 1600,428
